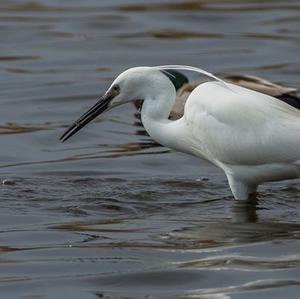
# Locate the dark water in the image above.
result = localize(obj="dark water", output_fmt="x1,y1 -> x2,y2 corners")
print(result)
0,0 -> 300,298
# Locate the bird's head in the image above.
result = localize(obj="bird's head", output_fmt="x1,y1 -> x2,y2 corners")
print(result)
60,66 -> 188,142
105,67 -> 169,107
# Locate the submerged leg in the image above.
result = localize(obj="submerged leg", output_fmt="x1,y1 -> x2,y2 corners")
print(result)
231,196 -> 258,223
226,175 -> 257,200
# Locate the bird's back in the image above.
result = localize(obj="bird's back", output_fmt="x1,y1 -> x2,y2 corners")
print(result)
184,81 -> 300,166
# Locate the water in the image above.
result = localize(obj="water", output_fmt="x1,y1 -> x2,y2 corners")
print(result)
0,0 -> 300,298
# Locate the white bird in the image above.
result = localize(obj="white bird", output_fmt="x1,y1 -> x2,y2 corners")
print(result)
60,65 -> 300,200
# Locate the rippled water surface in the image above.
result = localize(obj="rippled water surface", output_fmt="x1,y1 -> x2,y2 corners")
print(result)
0,0 -> 300,298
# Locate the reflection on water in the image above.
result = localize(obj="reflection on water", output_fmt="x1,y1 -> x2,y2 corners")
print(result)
0,0 -> 299,298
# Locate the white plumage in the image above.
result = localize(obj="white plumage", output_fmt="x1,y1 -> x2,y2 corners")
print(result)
182,81 -> 300,199
61,65 -> 300,200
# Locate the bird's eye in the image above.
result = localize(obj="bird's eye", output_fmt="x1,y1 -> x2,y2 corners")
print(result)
112,84 -> 120,93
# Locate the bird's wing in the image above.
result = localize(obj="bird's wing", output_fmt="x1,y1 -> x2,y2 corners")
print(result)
170,75 -> 300,120
184,81 -> 300,166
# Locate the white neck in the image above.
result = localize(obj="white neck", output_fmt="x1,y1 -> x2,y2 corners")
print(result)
141,86 -> 191,154
141,83 -> 176,120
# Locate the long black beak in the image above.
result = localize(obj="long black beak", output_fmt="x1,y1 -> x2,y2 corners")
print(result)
60,93 -> 113,142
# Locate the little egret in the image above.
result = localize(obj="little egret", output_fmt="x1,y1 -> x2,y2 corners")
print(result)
60,65 -> 300,200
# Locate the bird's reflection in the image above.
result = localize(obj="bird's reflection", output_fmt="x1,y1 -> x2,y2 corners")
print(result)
165,193 -> 300,249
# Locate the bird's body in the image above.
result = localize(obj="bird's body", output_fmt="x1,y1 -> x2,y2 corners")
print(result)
188,82 -> 300,198
61,66 -> 300,200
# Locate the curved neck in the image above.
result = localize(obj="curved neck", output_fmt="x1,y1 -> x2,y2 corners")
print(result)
141,86 -> 176,121
141,87 -> 190,153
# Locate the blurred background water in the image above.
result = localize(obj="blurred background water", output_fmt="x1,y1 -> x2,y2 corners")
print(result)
0,0 -> 300,298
